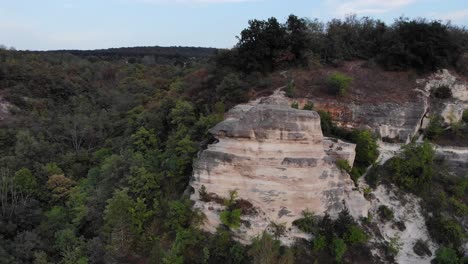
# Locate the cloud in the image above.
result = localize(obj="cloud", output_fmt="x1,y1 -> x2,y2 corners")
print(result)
437,9 -> 468,22
329,0 -> 416,16
129,0 -> 256,4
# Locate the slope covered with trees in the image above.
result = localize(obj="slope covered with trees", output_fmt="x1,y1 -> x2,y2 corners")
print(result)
0,14 -> 467,263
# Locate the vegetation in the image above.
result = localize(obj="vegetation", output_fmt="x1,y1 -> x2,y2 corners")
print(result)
302,101 -> 314,111
0,12 -> 466,264
327,72 -> 353,96
377,205 -> 394,222
388,141 -> 435,192
292,208 -> 370,262
433,86 -> 452,99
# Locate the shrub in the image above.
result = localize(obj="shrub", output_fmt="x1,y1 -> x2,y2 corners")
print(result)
378,205 -> 394,222
220,209 -> 241,229
352,130 -> 379,168
303,101 -> 314,110
463,110 -> 468,123
292,210 -> 317,234
291,101 -> 299,109
332,238 -> 347,262
336,159 -> 351,173
434,247 -> 459,264
427,216 -> 464,248
344,225 -> 368,245
318,110 -> 334,136
426,116 -> 444,140
389,141 -> 434,192
433,86 -> 452,99
327,73 -> 353,96
285,80 -> 296,98
387,236 -> 402,256
313,234 -> 327,252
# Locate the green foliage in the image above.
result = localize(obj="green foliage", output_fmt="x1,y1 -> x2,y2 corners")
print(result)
312,234 -> 327,252
462,110 -> 468,123
388,236 -> 402,256
427,216 -> 464,248
336,159 -> 351,173
220,209 -> 242,229
435,247 -> 459,264
302,101 -> 314,110
332,238 -> 347,262
317,110 -> 334,136
131,127 -> 158,153
327,72 -> 353,96
389,141 -> 435,192
426,116 -> 444,140
14,168 -> 37,195
378,205 -> 394,222
344,225 -> 368,245
291,101 -> 299,109
352,130 -> 379,168
285,81 -> 296,98
292,210 -> 317,234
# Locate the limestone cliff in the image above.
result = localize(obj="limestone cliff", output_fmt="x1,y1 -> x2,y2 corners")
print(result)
190,90 -> 369,244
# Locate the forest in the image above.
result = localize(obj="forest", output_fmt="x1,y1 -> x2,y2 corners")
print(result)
0,14 -> 467,263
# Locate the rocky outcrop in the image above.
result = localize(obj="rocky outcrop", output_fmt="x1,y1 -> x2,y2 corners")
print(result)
190,90 -> 369,244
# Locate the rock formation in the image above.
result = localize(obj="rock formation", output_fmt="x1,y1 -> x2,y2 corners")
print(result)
190,90 -> 369,244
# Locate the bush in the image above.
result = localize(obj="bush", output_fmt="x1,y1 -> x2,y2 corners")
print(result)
427,216 -> 464,248
302,101 -> 314,110
352,130 -> 379,168
433,86 -> 452,99
292,210 -> 316,234
318,110 -> 334,136
327,73 -> 353,96
336,159 -> 351,173
344,225 -> 368,245
463,110 -> 468,123
313,234 -> 327,252
389,141 -> 434,192
378,205 -> 394,222
435,247 -> 459,264
291,101 -> 299,109
220,209 -> 241,229
285,80 -> 296,98
426,116 -> 444,140
332,238 -> 347,262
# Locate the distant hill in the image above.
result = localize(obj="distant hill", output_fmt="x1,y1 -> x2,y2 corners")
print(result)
43,46 -> 218,61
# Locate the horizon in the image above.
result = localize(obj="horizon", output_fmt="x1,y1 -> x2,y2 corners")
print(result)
1,0 -> 468,51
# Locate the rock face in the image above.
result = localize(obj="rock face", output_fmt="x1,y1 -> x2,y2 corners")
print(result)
190,90 -> 369,244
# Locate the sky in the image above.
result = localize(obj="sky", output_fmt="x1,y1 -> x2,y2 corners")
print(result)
1,0 -> 467,51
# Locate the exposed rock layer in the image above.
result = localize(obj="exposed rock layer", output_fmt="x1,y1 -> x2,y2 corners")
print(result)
190,90 -> 368,244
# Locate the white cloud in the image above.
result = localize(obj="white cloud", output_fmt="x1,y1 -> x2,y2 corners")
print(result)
437,9 -> 468,22
128,0 -> 256,4
329,0 -> 416,16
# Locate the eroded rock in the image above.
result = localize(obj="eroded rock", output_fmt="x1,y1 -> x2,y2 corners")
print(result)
190,90 -> 369,244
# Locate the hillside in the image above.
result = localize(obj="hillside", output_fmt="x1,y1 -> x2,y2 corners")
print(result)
0,15 -> 467,264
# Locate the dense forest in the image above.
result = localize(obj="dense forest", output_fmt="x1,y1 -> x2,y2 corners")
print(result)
0,15 -> 467,263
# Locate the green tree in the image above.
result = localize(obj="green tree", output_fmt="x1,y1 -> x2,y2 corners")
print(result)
435,247 -> 459,264
332,238 -> 347,262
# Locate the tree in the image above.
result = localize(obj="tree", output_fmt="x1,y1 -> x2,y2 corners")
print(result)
14,168 -> 37,204
332,238 -> 347,262
103,189 -> 137,258
389,141 -> 434,192
47,174 -> 75,202
435,247 -> 459,264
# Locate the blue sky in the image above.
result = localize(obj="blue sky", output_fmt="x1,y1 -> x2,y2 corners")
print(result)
1,0 -> 467,50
